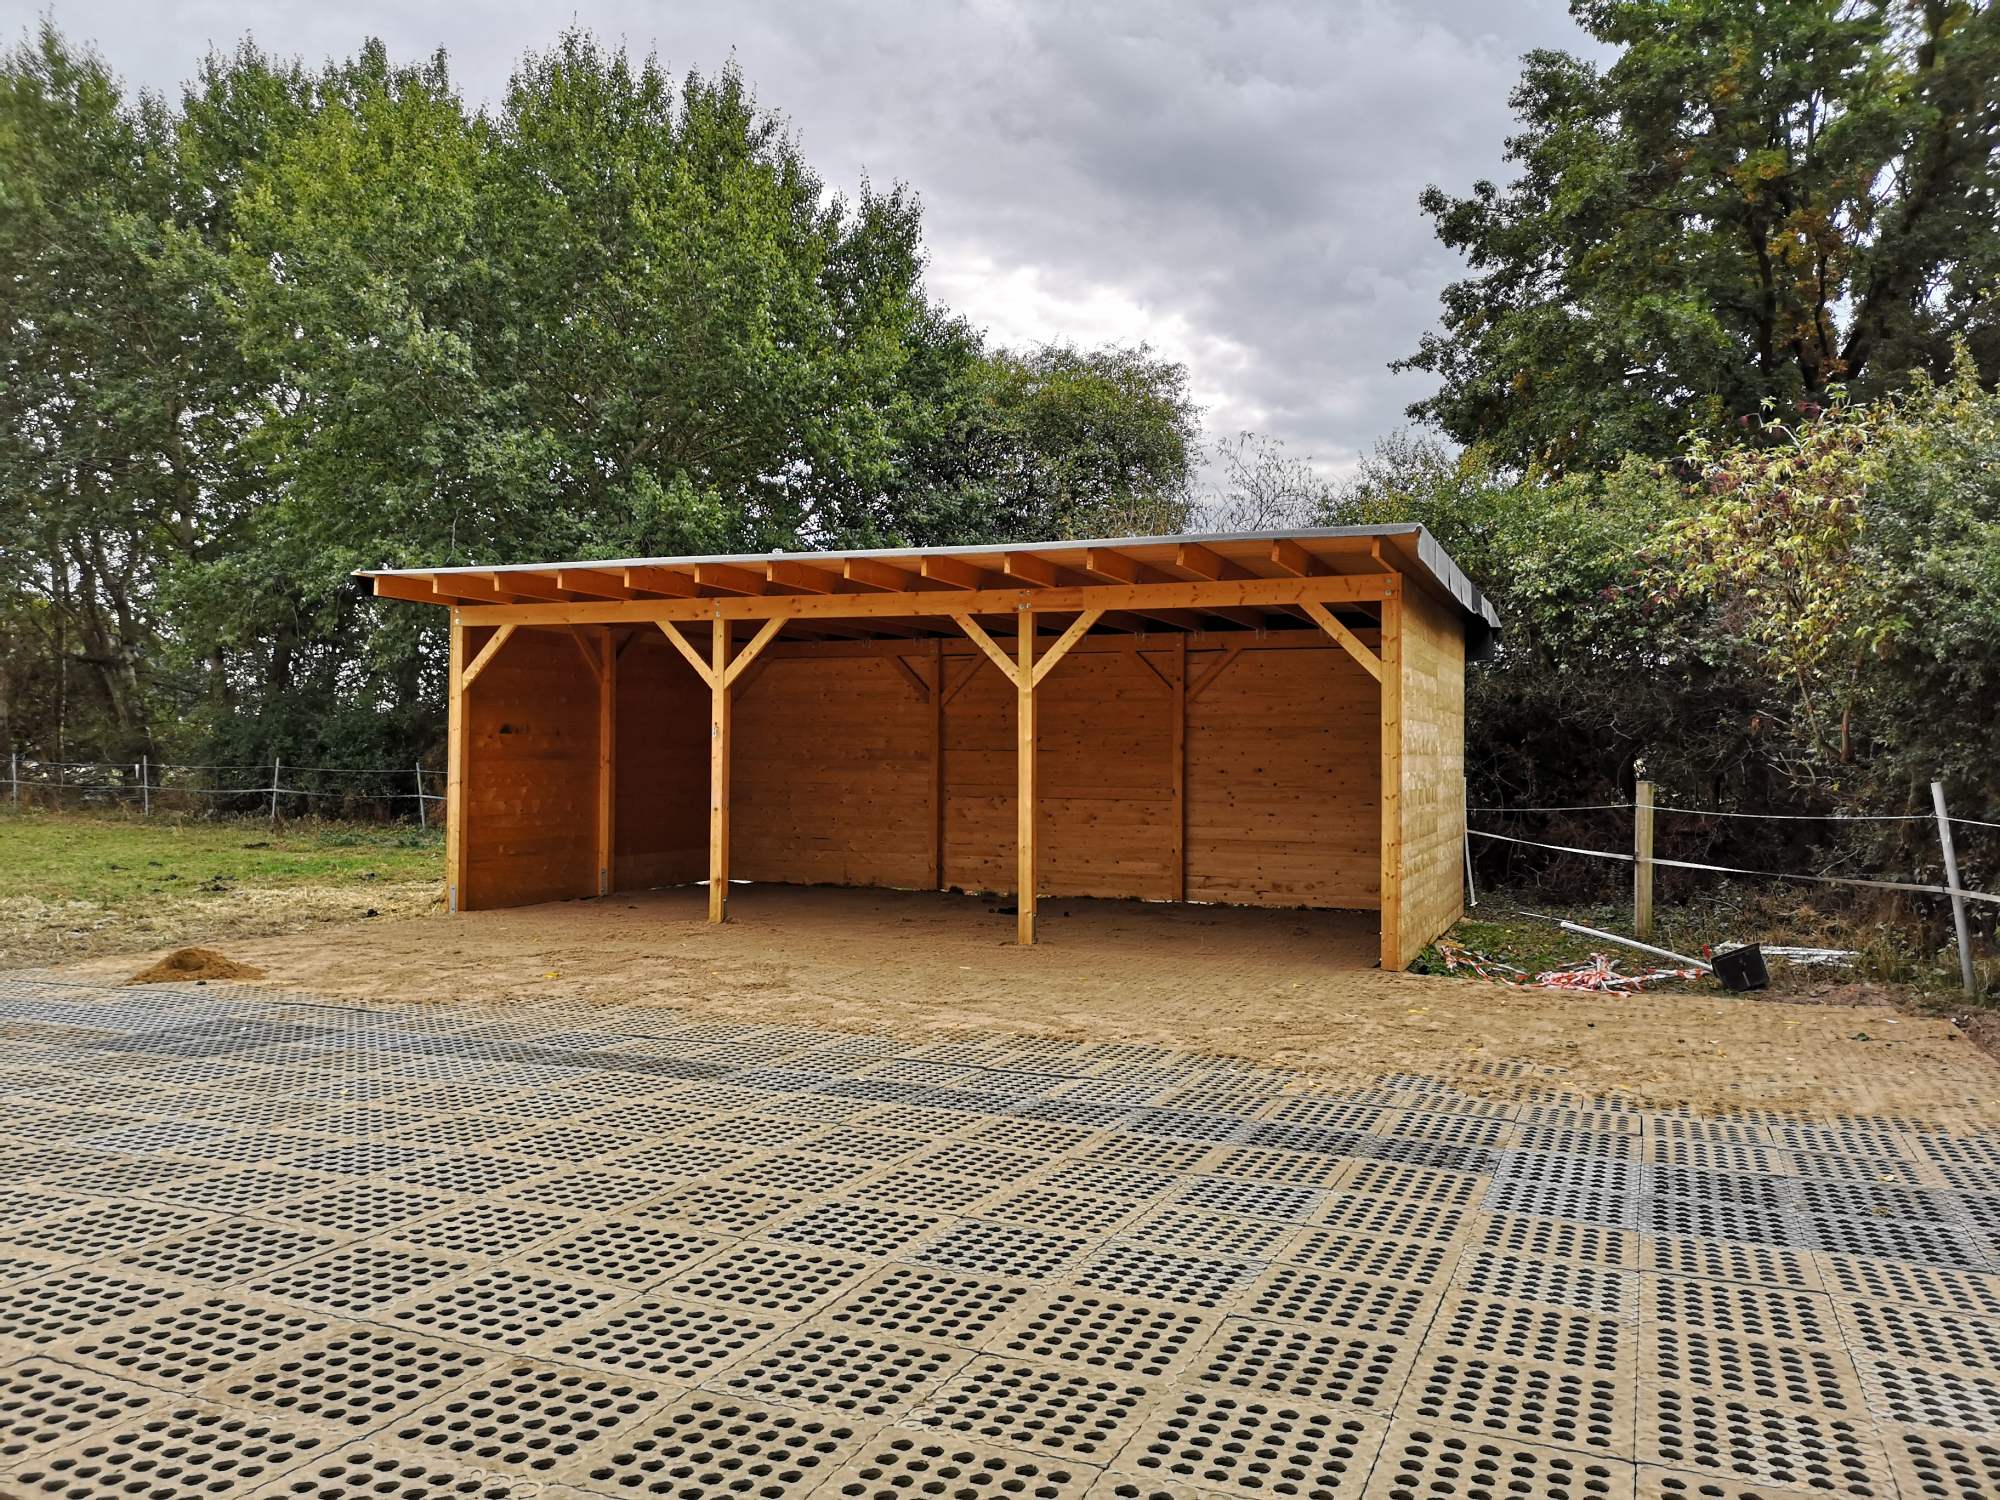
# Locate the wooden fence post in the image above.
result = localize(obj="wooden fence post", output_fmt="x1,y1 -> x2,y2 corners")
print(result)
415,763 -> 427,829
1634,775 -> 1655,939
8,752 -> 15,810
1933,779 -> 1977,997
140,755 -> 150,818
269,758 -> 282,827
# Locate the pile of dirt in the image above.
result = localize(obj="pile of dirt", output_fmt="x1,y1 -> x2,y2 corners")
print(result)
125,947 -> 266,985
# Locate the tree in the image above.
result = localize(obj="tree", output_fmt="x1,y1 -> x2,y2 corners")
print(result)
0,24 -> 1200,771
1202,433 -> 1335,532
961,343 -> 1200,540
1398,0 -> 2000,472
1664,349 -> 2000,803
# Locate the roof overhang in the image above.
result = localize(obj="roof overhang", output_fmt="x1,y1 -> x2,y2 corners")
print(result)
359,525 -> 1500,655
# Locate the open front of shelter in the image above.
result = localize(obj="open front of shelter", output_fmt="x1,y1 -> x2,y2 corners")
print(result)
364,527 -> 1498,968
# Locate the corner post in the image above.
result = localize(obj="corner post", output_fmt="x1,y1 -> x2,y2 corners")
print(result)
709,616 -> 731,923
1377,582 -> 1404,970
446,610 -> 468,913
1017,608 -> 1037,946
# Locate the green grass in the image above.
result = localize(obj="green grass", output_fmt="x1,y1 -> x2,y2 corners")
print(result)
1,810 -> 441,909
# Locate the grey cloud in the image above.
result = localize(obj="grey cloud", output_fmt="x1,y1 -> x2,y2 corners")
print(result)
8,0 -> 1592,474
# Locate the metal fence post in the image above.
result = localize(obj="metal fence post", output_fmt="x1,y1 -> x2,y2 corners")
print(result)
415,763 -> 427,829
1634,774 -> 1655,939
1932,779 -> 1977,997
1462,774 -> 1476,909
270,758 -> 282,827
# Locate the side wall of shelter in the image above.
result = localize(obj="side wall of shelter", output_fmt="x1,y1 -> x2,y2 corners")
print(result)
1390,587 -> 1467,965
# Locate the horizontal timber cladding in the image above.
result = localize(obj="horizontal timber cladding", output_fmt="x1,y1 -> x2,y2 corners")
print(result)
942,643 -> 1180,900
461,626 -> 601,909
1391,584 -> 1468,963
731,653 -> 936,890
613,635 -> 708,891
1187,639 -> 1381,909
463,628 -> 1392,915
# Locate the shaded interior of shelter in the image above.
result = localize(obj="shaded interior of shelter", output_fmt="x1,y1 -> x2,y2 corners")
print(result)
463,625 -> 1387,939
397,528 -> 1486,966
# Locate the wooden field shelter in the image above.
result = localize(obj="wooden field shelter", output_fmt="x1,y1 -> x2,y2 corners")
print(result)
364,527 -> 1499,969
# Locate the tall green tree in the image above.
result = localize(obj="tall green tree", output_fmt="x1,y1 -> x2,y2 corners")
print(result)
0,24 -> 1199,772
1399,0 -> 2000,472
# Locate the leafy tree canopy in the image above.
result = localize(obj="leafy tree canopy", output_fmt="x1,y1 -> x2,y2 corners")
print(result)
1399,0 -> 2000,472
0,24 -> 1196,767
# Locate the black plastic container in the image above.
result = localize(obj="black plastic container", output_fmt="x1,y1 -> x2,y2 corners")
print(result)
1711,944 -> 1769,992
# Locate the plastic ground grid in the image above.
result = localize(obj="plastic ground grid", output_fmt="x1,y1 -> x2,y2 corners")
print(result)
0,975 -> 1996,1498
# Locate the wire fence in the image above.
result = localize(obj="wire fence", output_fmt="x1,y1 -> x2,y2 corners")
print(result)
1466,777 -> 1993,994
6,751 -> 1991,988
4,753 -> 442,826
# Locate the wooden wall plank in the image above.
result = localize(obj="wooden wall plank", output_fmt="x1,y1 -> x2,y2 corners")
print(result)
1187,640 -> 1381,910
730,654 -> 934,890
612,636 -> 707,890
461,626 -> 600,909
1391,582 -> 1467,966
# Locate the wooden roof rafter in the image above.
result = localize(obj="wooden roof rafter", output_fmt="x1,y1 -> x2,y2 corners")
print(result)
363,524 -> 1498,651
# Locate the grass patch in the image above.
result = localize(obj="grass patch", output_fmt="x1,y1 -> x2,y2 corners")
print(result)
0,810 -> 443,967
1,810 -> 440,905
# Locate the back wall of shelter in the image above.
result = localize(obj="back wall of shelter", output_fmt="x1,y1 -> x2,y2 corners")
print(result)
459,632 -> 1385,912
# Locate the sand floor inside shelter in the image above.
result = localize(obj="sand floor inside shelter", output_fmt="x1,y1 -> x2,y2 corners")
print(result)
43,883 -> 1998,1127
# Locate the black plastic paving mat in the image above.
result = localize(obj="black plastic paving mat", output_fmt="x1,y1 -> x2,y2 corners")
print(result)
569,1391 -> 874,1498
202,1325 -> 491,1431
714,1322 -> 970,1418
1365,1421 -> 1635,1500
0,1361 -> 156,1465
1117,1388 -> 1386,1497
8,976 -> 2000,1495
7,1403 -> 332,1496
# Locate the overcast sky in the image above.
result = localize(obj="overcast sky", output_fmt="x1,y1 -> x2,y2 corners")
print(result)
15,1 -> 1590,476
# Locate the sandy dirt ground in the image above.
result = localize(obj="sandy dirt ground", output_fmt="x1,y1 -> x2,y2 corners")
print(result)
36,883 -> 1996,1126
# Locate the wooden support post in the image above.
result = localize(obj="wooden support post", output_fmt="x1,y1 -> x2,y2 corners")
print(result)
1171,636 -> 1186,902
709,617 -> 732,923
1634,776 -> 1655,939
931,638 -> 945,891
1933,779 -> 1978,997
1017,609 -> 1037,946
446,612 -> 468,912
1377,588 -> 1404,970
596,630 -> 615,897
